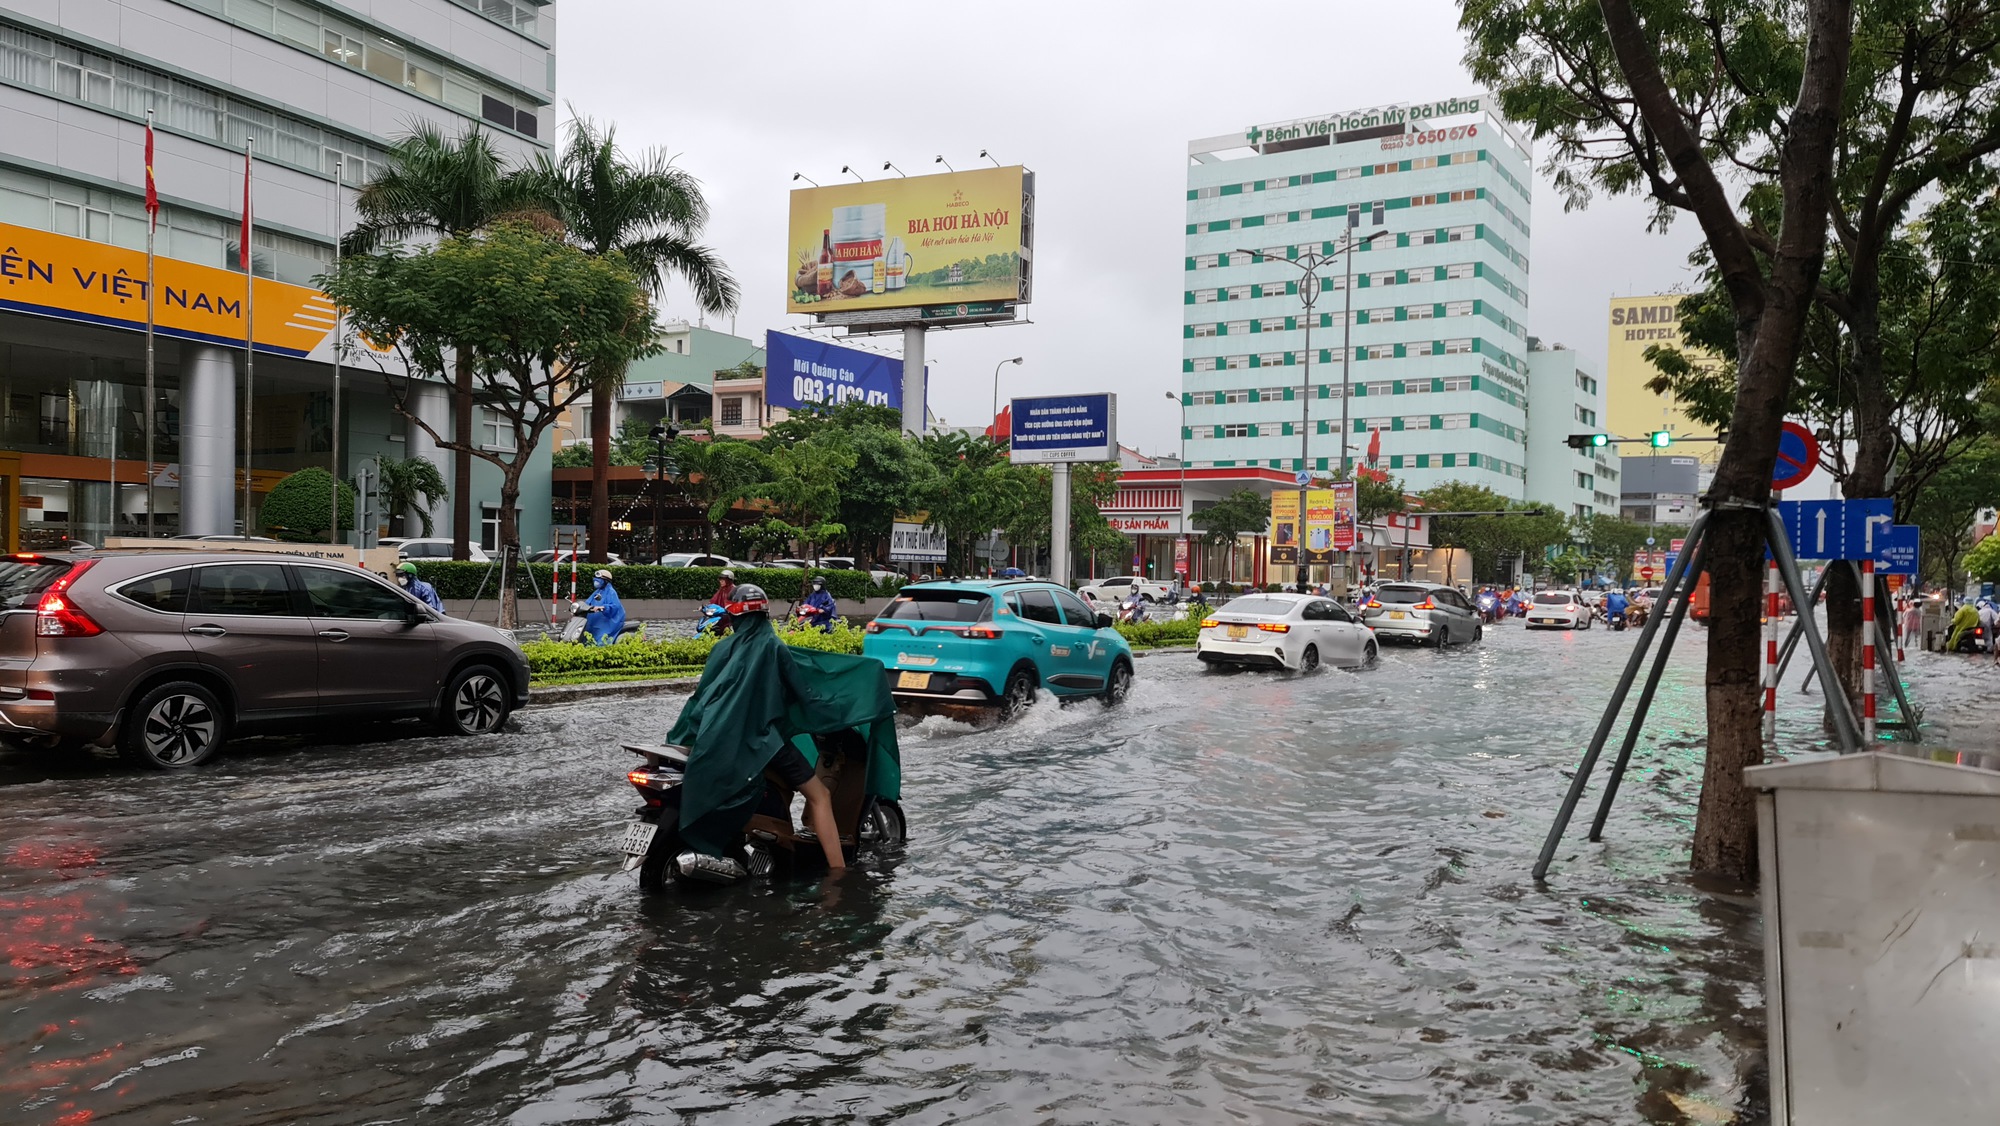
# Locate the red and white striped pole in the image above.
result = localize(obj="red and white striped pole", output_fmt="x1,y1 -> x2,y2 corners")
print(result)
1764,557 -> 1780,743
1861,560 -> 1877,743
550,530 -> 562,628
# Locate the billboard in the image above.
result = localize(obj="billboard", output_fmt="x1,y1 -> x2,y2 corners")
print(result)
1269,491 -> 1299,566
765,333 -> 904,411
1009,394 -> 1117,464
889,520 -> 947,563
1303,489 -> 1335,564
1606,295 -> 1724,462
786,166 -> 1031,315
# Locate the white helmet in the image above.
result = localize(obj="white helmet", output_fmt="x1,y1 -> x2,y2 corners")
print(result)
721,568 -> 736,579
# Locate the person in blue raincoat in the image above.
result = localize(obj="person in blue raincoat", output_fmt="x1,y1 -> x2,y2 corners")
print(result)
580,568 -> 626,644
797,575 -> 838,631
396,562 -> 446,614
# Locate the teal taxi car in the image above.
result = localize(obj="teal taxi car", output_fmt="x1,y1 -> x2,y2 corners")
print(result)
862,580 -> 1135,716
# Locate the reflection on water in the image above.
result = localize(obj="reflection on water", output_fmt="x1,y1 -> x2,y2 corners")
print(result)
1,627 -> 1769,1124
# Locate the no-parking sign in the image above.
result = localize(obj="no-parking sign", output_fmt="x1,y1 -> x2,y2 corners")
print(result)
1773,422 -> 1819,491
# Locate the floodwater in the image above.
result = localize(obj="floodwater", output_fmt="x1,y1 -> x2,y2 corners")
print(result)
3,624 -> 1777,1125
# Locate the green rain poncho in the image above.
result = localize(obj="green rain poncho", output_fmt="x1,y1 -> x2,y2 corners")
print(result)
666,613 -> 901,857
1947,603 -> 1981,651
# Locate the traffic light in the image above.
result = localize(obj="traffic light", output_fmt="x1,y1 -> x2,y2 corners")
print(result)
1565,433 -> 1610,450
1649,430 -> 1673,448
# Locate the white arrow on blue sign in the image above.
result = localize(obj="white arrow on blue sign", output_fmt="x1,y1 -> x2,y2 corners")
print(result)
1295,470 -> 1312,487
1775,498 -> 1894,560
1872,524 -> 1920,574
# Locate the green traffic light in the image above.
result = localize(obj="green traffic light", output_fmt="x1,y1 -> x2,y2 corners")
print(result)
1650,431 -> 1673,448
1590,433 -> 1609,447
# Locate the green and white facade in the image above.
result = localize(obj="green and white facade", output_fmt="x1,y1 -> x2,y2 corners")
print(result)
1181,97 -> 1535,497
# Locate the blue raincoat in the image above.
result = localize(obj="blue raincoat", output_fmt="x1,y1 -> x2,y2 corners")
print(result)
582,576 -> 626,644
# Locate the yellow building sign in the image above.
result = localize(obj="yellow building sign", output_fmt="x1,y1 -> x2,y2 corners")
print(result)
1606,295 -> 1724,461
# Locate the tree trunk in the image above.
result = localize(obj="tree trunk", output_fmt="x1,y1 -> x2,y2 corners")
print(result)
1822,560 -> 1863,731
452,348 -> 474,561
589,388 -> 611,564
1694,506 -> 1769,878
497,475 -> 521,630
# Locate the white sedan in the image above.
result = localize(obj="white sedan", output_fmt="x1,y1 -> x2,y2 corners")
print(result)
1196,593 -> 1378,672
1525,589 -> 1594,630
1078,574 -> 1174,603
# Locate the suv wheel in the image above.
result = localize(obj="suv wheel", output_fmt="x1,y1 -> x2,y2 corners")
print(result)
120,681 -> 226,769
442,665 -> 511,736
1100,660 -> 1133,705
999,667 -> 1037,720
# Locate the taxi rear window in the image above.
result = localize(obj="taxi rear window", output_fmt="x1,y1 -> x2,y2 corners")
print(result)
880,590 -> 991,622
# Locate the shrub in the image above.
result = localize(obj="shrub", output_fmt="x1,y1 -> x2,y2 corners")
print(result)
261,467 -> 355,542
522,619 -> 865,681
412,563 -> 896,602
1114,618 -> 1202,648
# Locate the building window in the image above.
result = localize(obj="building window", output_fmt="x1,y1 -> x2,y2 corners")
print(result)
1441,413 -> 1471,429
1192,357 -> 1219,373
1370,270 -> 1397,286
721,397 -> 744,426
1410,156 -> 1438,170
1367,344 -> 1396,360
1405,304 -> 1435,320
1445,261 -> 1475,279
1192,323 -> 1217,337
1364,381 -> 1394,396
1225,285 -> 1252,301
1259,386 -> 1287,400
1444,338 -> 1474,354
1260,245 -> 1288,259
1411,229 -> 1439,245
1403,379 -> 1432,394
1410,341 -> 1436,356
1221,388 -> 1250,403
1444,300 -> 1474,317
1575,372 -> 1598,394
1224,355 -> 1249,370
1265,177 -> 1289,190
1575,405 -> 1597,425
1576,472 -> 1594,490
480,409 -> 516,451
1258,353 -> 1286,367
1192,253 -> 1220,269
1403,415 -> 1432,430
1226,320 -> 1252,335
1439,376 -> 1472,392
1222,423 -> 1249,438
1195,289 -> 1219,303
1447,225 -> 1477,241
1196,186 -> 1221,199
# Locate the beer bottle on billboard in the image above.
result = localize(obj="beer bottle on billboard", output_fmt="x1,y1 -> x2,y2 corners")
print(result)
818,229 -> 833,297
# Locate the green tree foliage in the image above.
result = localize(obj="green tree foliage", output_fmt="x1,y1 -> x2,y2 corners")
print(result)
1418,482 -> 1568,581
917,432 -> 1029,575
260,467 -> 355,542
373,455 -> 448,537
730,437 -> 854,560
321,222 -> 658,626
1192,489 -> 1270,547
666,435 -> 769,554
1909,437 -> 2000,587
1353,470 -> 1408,522
1964,532 -> 2000,584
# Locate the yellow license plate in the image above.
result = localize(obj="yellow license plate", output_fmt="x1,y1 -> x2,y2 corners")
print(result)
1389,611 -> 1406,620
896,671 -> 931,690
1227,625 -> 1247,639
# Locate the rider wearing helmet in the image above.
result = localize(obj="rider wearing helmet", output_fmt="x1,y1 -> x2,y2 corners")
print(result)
580,568 -> 626,645
712,567 -> 737,608
395,561 -> 446,614
798,575 -> 837,631
719,581 -> 768,631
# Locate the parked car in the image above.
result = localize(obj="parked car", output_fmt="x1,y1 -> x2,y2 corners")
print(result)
0,551 -> 529,768
1526,589 -> 1593,630
657,553 -> 733,568
529,549 -> 623,566
1196,593 -> 1377,672
815,557 -> 901,586
764,559 -> 811,569
392,538 -> 491,563
1077,575 -> 1173,603
1359,581 -> 1483,646
861,580 -> 1133,718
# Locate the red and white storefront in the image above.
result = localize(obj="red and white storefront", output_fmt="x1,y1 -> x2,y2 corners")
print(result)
1094,467 -> 1465,589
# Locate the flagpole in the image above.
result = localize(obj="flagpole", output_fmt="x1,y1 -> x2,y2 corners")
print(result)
330,159 -> 343,546
241,137 -> 254,534
143,109 -> 157,538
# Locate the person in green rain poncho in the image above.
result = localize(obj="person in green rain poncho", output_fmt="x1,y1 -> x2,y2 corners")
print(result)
665,584 -> 902,879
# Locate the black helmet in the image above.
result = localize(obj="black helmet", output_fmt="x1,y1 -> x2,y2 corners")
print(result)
811,575 -> 826,588
724,584 -> 768,617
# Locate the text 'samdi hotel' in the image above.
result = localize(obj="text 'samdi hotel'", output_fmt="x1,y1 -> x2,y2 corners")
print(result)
1181,97 -> 1585,505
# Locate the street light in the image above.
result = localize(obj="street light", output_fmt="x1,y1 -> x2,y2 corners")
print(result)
1239,220 -> 1389,591
1167,389 -> 1188,585
991,356 -> 1024,431
648,420 -> 679,564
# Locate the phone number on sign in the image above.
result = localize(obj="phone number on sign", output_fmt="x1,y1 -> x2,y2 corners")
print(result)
1381,124 -> 1478,150
793,376 -> 891,407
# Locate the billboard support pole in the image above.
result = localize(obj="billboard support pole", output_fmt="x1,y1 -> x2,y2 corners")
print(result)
902,327 -> 927,435
1050,462 -> 1071,588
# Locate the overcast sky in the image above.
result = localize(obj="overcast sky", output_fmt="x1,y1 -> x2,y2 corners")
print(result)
559,0 -> 1704,455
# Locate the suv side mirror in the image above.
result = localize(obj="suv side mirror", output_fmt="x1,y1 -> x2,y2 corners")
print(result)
1096,612 -> 1113,629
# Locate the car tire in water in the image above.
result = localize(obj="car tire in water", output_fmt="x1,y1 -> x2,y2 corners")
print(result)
119,680 -> 226,769
1299,644 -> 1320,673
999,667 -> 1038,720
1100,660 -> 1133,705
441,665 -> 511,736
1473,624 -> 1484,644
1361,641 -> 1379,667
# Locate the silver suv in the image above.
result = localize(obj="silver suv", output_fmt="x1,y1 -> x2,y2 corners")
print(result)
1360,581 -> 1483,646
0,551 -> 529,768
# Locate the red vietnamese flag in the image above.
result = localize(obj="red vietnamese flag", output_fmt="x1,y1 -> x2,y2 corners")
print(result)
239,147 -> 253,271
1367,427 -> 1381,465
143,121 -> 158,227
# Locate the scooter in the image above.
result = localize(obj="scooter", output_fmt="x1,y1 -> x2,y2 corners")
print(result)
1117,597 -> 1148,625
616,735 -> 907,890
695,602 -> 728,637
1475,592 -> 1499,623
562,601 -> 641,643
1607,610 -> 1629,632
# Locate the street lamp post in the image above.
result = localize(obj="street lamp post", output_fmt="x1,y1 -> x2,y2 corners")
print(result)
1166,389 -> 1187,587
991,356 -> 1024,432
1240,222 -> 1387,592
648,420 -> 679,564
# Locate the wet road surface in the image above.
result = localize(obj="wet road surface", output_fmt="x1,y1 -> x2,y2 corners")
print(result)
3,623 -> 1771,1124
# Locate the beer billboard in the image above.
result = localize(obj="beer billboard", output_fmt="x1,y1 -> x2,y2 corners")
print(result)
786,166 -> 1031,315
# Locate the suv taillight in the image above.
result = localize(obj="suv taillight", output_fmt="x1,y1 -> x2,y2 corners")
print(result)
962,626 -> 1004,639
35,560 -> 101,637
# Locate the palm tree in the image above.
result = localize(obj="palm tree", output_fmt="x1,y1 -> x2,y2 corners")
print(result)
345,123 -> 521,561
519,111 -> 738,564
376,456 -> 450,537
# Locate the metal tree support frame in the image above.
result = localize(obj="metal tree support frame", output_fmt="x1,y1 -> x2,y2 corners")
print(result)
1532,504 -> 1863,881
1770,561 -> 1921,737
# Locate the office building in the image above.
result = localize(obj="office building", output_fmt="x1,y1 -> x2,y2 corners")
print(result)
1524,341 -> 1619,519
1182,96 -> 1535,497
0,0 -> 556,550
1605,293 -> 1722,463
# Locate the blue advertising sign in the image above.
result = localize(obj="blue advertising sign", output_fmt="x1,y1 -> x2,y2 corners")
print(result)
1776,498 -> 1894,560
1873,524 -> 1919,574
1009,393 -> 1119,464
765,332 -> 904,411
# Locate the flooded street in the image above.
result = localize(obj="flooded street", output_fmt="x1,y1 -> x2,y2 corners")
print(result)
3,625 -> 1771,1124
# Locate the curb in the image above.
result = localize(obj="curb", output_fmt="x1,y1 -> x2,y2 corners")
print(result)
525,677 -> 700,706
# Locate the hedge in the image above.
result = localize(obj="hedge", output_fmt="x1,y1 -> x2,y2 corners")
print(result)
411,563 -> 896,602
1115,618 -> 1202,648
523,621 -> 868,681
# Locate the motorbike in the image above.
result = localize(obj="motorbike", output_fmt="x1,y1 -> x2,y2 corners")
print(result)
1117,597 -> 1147,625
695,602 -> 728,637
1953,624 -> 1987,653
1627,603 -> 1651,628
617,733 -> 907,890
562,600 -> 641,643
1607,610 -> 1629,632
1476,593 -> 1499,623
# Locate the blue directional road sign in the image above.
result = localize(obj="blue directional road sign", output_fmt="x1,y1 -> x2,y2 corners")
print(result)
1295,469 -> 1312,487
1872,524 -> 1920,575
1776,498 -> 1894,560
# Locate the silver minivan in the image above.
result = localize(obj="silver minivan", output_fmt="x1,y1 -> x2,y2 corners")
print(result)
1360,581 -> 1483,646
